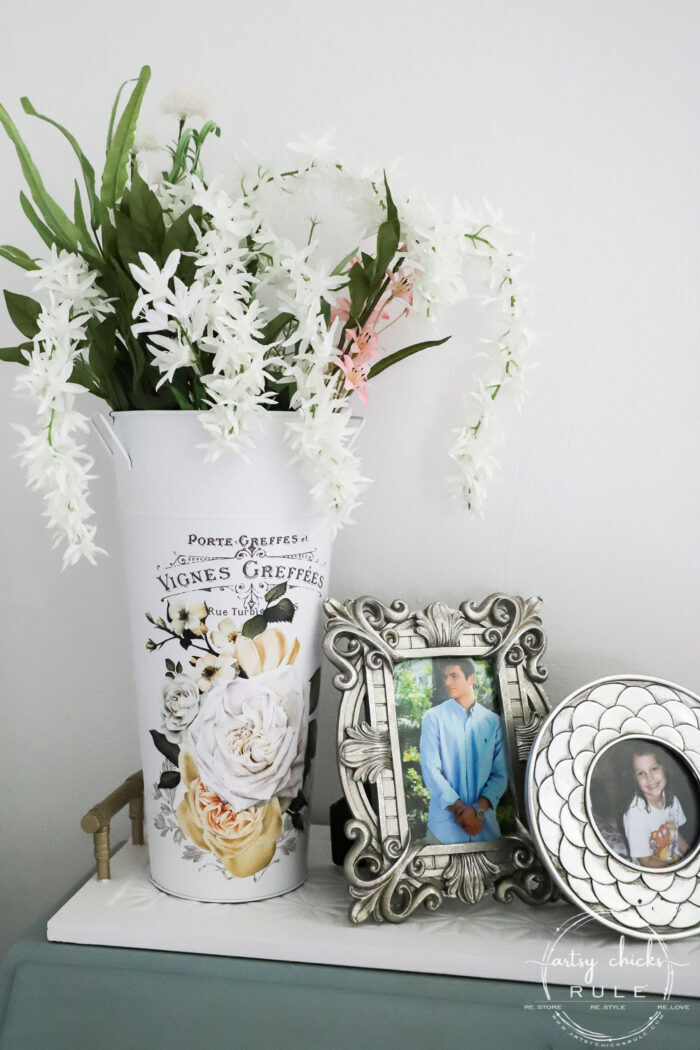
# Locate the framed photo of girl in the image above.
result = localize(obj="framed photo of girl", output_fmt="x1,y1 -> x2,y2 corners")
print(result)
323,594 -> 557,924
527,676 -> 700,940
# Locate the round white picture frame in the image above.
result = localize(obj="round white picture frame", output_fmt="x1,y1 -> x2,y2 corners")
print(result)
526,675 -> 700,940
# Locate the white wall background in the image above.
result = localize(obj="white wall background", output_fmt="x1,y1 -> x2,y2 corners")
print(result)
1,1 -> 699,961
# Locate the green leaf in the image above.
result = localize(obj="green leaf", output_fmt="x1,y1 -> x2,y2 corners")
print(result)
309,666 -> 321,715
257,311 -> 295,346
0,104 -> 96,257
95,201 -> 118,261
368,336 -> 451,380
84,313 -> 129,409
374,176 -> 401,283
266,375 -> 295,411
19,191 -> 55,248
0,342 -> 31,364
160,205 -> 203,284
190,121 -> 221,174
264,597 -> 295,624
73,181 -> 94,250
383,173 -> 400,238
161,205 -> 202,256
167,127 -> 198,183
375,220 -> 399,286
69,356 -> 101,396
0,245 -> 37,271
3,290 -> 41,338
101,65 -> 151,209
347,262 -> 370,324
265,582 -> 287,604
20,95 -> 99,226
128,169 -> 165,257
241,614 -> 267,639
158,770 -> 181,790
114,210 -> 144,271
168,384 -> 193,410
149,729 -> 180,767
360,251 -> 375,285
331,247 -> 358,277
106,76 -> 136,152
165,658 -> 175,672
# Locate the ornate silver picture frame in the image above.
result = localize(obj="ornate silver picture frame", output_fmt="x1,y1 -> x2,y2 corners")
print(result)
527,676 -> 700,940
323,594 -> 558,924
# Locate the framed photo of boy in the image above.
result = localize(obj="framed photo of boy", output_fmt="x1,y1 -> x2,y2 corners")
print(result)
527,676 -> 700,940
323,594 -> 557,924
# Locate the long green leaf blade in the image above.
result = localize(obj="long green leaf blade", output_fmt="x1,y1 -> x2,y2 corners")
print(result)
106,77 -> 136,152
0,104 -> 96,257
101,65 -> 151,210
19,191 -> 54,248
383,172 -> 399,238
20,96 -> 99,226
368,336 -> 451,380
0,245 -> 37,270
331,247 -> 358,277
73,181 -> 94,250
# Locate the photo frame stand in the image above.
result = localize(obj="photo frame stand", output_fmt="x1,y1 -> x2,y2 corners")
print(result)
324,594 -> 559,924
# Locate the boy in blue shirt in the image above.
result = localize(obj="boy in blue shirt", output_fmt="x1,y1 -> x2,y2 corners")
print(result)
419,657 -> 507,844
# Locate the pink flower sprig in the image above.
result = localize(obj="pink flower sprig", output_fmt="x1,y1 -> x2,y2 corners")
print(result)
346,324 -> 380,361
337,354 -> 370,404
387,266 -> 414,307
337,323 -> 381,403
331,263 -> 416,404
330,296 -> 351,326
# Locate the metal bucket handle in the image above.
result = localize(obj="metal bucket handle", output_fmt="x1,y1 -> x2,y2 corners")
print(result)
92,412 -> 133,470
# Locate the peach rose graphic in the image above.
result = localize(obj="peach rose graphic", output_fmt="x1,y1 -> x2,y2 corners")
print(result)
177,752 -> 282,878
232,626 -> 300,678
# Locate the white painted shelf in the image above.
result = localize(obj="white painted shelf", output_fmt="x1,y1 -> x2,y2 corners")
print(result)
47,825 -> 700,997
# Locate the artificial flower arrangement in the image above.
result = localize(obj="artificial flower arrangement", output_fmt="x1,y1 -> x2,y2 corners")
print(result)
0,65 -> 533,568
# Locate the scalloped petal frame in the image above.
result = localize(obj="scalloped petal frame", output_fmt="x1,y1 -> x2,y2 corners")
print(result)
527,675 -> 700,940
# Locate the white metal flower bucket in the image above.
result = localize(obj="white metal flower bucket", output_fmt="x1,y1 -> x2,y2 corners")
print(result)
94,410 -> 333,902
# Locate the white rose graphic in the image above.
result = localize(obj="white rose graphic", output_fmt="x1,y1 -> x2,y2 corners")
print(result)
186,665 -> 307,810
161,674 -> 200,742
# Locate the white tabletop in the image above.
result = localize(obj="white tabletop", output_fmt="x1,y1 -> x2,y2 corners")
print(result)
47,825 -> 700,997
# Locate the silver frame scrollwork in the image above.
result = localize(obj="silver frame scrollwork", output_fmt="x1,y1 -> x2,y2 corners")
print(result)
323,594 -> 558,924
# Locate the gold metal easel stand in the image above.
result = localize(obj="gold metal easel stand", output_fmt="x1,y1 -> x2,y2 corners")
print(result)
80,771 -> 145,880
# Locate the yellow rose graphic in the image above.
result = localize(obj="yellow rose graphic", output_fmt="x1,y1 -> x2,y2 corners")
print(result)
232,627 -> 300,678
177,751 -> 282,878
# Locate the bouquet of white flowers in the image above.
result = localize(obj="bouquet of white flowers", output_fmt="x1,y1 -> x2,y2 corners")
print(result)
0,65 -> 533,567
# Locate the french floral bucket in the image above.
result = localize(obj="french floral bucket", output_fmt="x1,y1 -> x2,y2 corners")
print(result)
94,410 -> 332,901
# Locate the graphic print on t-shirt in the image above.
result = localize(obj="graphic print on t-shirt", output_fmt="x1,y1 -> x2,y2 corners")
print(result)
649,820 -> 678,861
623,795 -> 686,863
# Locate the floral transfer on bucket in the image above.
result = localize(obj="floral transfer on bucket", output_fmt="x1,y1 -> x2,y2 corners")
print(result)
145,583 -> 318,879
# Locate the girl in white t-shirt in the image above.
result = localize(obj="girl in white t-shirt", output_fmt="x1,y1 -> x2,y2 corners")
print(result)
622,745 -> 689,867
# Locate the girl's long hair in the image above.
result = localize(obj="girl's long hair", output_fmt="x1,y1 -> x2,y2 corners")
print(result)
628,742 -> 677,813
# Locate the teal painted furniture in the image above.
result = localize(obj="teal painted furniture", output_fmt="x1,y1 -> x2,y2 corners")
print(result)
2,919 -> 699,1050
1,869 -> 698,1050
